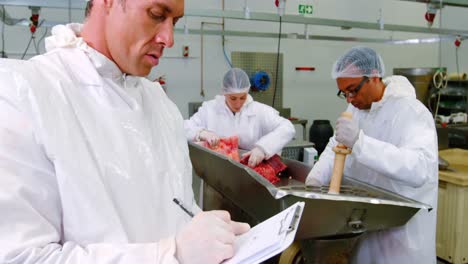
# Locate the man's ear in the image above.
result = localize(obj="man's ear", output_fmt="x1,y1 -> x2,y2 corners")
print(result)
369,76 -> 380,84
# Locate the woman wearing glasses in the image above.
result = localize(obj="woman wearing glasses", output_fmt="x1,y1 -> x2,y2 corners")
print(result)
306,46 -> 438,264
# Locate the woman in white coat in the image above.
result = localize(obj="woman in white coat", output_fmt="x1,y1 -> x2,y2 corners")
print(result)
184,68 -> 295,167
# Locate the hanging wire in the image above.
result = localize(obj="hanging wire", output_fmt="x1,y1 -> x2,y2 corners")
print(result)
1,5 -> 5,57
438,0 -> 442,68
455,47 -> 460,81
222,44 -> 232,68
433,0 -> 444,120
432,70 -> 448,119
455,45 -> 468,110
21,35 -> 35,60
68,0 -> 72,23
37,26 -> 49,50
272,16 -> 282,108
33,36 -> 39,54
20,20 -> 44,59
221,0 -> 232,68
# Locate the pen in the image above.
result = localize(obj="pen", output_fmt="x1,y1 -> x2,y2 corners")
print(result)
173,198 -> 195,218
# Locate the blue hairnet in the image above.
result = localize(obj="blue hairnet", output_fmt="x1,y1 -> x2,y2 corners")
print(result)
222,68 -> 251,94
331,46 -> 385,79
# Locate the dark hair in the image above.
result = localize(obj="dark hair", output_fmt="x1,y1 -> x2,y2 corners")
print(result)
85,0 -> 126,17
85,0 -> 93,17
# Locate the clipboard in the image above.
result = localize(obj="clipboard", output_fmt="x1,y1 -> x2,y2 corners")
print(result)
224,202 -> 305,264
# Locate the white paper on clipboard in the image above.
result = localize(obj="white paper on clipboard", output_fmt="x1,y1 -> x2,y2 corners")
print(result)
224,202 -> 305,264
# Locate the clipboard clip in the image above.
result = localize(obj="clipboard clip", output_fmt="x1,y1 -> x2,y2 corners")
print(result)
278,204 -> 302,235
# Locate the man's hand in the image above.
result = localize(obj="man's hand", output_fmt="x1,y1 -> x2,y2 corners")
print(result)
175,211 -> 250,264
335,117 -> 359,148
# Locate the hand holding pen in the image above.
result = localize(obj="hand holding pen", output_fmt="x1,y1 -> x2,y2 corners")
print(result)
173,198 -> 195,217
173,198 -> 250,264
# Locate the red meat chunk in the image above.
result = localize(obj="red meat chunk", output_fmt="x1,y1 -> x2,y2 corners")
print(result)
240,154 -> 287,184
199,136 -> 240,162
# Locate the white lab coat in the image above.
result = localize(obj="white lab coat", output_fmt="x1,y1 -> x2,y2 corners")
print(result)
306,76 -> 438,264
0,24 -> 197,263
184,95 -> 295,157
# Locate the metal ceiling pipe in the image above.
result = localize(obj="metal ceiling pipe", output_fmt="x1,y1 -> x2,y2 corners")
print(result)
395,0 -> 468,8
1,4 -> 467,37
174,28 -> 460,45
185,9 -> 468,37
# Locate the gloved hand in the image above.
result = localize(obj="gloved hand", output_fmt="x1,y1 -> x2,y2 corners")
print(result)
305,176 -> 322,187
242,147 -> 266,167
199,130 -> 220,147
335,117 -> 359,148
305,162 -> 324,186
175,210 -> 250,264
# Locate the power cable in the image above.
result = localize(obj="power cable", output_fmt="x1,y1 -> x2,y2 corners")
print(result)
37,26 -> 48,50
272,16 -> 282,108
33,35 -> 39,54
1,5 -> 5,58
21,34 -> 34,60
455,45 -> 468,113
68,0 -> 72,23
223,45 -> 232,68
21,18 -> 48,59
432,70 -> 448,119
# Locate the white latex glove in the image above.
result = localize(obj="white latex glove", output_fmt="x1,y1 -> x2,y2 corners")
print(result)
305,176 -> 322,187
335,117 -> 359,148
305,162 -> 324,186
242,147 -> 266,167
176,210 -> 250,264
199,130 -> 220,147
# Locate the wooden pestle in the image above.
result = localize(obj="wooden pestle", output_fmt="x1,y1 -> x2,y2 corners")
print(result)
328,112 -> 353,194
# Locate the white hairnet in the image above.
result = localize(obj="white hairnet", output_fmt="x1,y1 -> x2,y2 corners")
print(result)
222,68 -> 251,94
331,46 -> 385,79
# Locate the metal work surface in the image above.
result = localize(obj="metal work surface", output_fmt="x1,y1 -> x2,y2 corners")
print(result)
189,142 -> 431,240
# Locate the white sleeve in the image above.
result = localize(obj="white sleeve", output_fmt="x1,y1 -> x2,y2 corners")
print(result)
5,240 -> 179,264
254,106 -> 295,158
183,103 -> 209,141
0,70 -> 179,264
305,135 -> 337,185
351,106 -> 438,188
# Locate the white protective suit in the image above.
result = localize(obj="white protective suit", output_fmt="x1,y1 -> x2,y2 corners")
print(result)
306,76 -> 438,264
0,24 -> 197,263
184,95 -> 295,158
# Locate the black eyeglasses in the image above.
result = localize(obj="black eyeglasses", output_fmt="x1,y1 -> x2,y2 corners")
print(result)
337,76 -> 369,99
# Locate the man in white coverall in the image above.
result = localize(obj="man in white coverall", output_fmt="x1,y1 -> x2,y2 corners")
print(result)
305,46 -> 438,263
0,0 -> 250,263
184,68 -> 295,167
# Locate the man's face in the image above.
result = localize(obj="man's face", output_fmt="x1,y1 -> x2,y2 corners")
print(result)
225,93 -> 248,113
104,0 -> 184,76
336,77 -> 375,110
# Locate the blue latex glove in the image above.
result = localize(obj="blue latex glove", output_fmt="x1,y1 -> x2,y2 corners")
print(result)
335,117 -> 359,148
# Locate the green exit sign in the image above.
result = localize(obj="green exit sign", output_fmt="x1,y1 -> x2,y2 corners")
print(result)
298,4 -> 313,15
